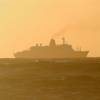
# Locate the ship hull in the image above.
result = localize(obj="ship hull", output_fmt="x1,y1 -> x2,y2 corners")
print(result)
14,51 -> 89,59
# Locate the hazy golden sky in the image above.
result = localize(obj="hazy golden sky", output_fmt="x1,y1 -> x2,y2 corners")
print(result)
0,0 -> 100,57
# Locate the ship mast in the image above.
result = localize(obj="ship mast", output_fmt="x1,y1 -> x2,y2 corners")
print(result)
62,37 -> 66,45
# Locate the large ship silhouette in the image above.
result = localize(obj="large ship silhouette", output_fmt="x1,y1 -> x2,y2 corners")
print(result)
14,38 -> 89,59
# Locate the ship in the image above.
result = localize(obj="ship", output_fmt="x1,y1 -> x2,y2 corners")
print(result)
14,38 -> 89,59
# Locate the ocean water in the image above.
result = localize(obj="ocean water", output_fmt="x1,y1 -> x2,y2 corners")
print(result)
0,59 -> 100,100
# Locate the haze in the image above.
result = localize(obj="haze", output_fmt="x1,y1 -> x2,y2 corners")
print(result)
0,0 -> 100,57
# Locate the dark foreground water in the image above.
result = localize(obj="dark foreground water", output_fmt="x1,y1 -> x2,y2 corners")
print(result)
0,58 -> 100,100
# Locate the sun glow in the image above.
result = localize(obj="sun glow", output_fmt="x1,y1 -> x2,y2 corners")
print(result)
0,0 -> 100,57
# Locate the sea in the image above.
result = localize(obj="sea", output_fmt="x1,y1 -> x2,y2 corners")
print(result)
0,58 -> 100,100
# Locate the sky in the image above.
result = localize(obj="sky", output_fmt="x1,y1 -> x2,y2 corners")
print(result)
0,0 -> 100,57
